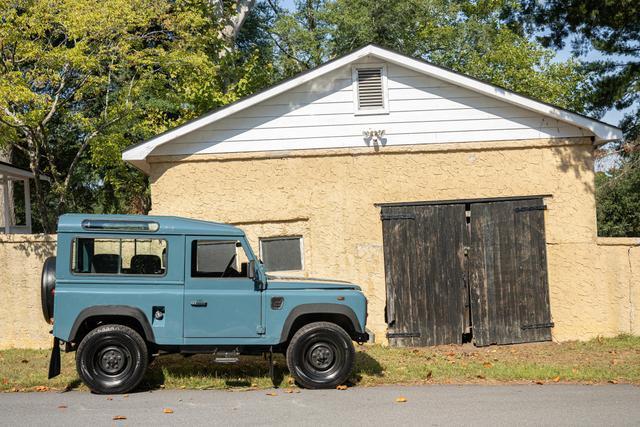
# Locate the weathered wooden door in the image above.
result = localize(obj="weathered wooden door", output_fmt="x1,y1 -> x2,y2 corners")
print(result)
468,199 -> 552,346
382,204 -> 467,346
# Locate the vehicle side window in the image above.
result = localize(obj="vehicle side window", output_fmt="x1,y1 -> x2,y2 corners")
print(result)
71,238 -> 167,275
191,240 -> 250,278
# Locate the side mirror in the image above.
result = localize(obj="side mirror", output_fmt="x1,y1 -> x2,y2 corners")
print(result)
248,259 -> 256,279
249,259 -> 266,290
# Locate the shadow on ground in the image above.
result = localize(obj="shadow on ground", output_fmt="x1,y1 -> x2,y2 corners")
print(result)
138,350 -> 383,392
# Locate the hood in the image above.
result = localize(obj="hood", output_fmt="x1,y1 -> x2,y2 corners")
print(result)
266,275 -> 362,291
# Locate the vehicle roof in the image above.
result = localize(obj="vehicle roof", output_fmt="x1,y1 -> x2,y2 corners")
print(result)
57,214 -> 245,236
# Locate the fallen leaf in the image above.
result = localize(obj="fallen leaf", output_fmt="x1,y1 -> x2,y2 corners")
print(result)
552,376 -> 560,382
123,394 -> 129,398
476,375 -> 486,380
395,397 -> 408,403
425,370 -> 433,379
284,389 -> 293,394
163,408 -> 174,414
112,416 -> 127,420
106,397 -> 113,401
159,385 -> 165,389
483,362 -> 493,369
266,392 -> 277,396
2,378 -> 8,385
608,379 -> 619,384
57,405 -> 67,409
535,381 -> 544,385
336,385 -> 348,390
21,360 -> 29,364
180,385 -> 186,389
287,378 -> 295,385
34,386 -> 49,392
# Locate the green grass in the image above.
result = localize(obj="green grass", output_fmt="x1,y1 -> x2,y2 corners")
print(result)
1,335 -> 639,392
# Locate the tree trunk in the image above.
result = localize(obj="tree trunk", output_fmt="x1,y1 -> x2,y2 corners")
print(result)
217,0 -> 256,52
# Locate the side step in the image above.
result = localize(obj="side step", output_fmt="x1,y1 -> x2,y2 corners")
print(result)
214,356 -> 239,364
214,349 -> 240,364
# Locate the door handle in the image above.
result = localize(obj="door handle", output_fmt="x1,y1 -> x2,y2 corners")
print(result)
191,300 -> 208,307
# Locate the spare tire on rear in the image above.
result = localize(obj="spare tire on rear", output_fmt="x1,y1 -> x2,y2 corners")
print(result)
41,256 -> 56,323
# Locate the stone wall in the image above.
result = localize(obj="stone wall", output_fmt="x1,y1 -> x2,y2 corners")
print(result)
0,234 -> 56,349
1,136 -> 638,347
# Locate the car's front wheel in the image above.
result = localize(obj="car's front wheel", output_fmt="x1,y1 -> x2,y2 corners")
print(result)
286,321 -> 355,389
76,324 -> 148,394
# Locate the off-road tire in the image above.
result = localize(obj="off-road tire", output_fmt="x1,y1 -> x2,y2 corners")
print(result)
286,321 -> 355,389
76,324 -> 148,394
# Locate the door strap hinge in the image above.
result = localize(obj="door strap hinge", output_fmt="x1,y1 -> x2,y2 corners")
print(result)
386,332 -> 421,338
381,213 -> 416,220
256,325 -> 266,335
521,322 -> 554,330
514,205 -> 547,213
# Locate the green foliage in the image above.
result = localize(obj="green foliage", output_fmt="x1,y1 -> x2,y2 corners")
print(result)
267,0 -> 589,111
0,0 -> 272,231
522,0 -> 639,236
596,159 -> 640,237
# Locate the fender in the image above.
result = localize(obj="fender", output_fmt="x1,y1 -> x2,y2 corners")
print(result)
279,303 -> 363,343
68,305 -> 155,343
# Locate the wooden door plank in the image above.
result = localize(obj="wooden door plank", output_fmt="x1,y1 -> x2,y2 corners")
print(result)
382,203 -> 467,347
469,199 -> 552,346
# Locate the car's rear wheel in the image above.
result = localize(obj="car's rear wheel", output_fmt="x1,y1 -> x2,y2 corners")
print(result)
286,321 -> 355,389
76,324 -> 148,394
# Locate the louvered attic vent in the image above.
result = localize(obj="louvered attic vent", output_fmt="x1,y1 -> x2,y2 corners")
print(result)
356,68 -> 384,110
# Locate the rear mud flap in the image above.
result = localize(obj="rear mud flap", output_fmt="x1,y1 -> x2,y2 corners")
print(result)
48,337 -> 61,379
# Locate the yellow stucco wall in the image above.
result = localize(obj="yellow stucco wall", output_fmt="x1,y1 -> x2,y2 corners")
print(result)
1,138 -> 638,348
0,234 -> 56,349
147,137 -> 639,342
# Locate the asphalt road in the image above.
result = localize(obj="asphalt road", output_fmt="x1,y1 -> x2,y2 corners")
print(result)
1,385 -> 639,426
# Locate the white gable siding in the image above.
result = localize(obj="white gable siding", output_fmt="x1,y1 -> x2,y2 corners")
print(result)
152,58 -> 590,157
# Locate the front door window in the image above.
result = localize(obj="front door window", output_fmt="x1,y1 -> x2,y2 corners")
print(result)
192,240 -> 249,278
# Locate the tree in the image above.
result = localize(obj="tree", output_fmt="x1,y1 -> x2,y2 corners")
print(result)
596,163 -> 640,237
0,0 -> 268,232
521,0 -> 639,129
520,0 -> 639,235
266,0 -> 589,112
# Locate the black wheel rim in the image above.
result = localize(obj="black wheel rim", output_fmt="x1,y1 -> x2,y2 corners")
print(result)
87,335 -> 136,387
295,331 -> 346,384
98,346 -> 128,375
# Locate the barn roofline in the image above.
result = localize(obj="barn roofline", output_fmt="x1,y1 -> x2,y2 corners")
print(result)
122,44 -> 622,174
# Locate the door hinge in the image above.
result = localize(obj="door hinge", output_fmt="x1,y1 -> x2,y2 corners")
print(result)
256,325 -> 266,335
386,332 -> 421,338
514,205 -> 547,213
521,322 -> 554,330
381,213 -> 416,220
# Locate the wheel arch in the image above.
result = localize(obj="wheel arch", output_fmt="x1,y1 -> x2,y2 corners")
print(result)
68,306 -> 155,344
280,303 -> 364,344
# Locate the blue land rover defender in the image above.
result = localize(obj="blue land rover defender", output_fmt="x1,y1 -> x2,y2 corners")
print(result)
41,214 -> 368,394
